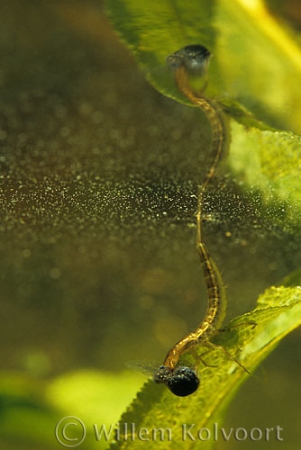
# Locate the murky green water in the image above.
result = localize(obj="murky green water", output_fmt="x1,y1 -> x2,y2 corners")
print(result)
0,1 -> 300,449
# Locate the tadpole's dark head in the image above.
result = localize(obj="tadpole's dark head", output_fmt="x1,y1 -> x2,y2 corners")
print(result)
166,44 -> 211,76
154,365 -> 200,397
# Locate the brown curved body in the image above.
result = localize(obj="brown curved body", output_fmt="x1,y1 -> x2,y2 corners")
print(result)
163,51 -> 228,370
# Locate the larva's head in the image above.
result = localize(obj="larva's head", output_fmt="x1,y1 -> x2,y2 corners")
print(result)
154,365 -> 200,397
166,44 -> 211,77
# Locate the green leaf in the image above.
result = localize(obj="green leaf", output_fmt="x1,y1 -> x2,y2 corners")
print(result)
108,286 -> 301,450
104,0 -> 301,132
46,370 -> 145,426
0,374 -> 59,449
226,121 -> 301,231
105,0 -> 301,232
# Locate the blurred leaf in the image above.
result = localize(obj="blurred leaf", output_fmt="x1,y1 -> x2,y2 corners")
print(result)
0,374 -> 58,449
46,370 -> 146,449
105,0 -> 301,232
226,121 -> 301,231
108,286 -> 301,450
0,370 -> 145,450
46,370 -> 145,425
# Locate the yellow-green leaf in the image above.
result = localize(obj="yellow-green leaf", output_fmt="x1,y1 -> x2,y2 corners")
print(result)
108,286 -> 301,450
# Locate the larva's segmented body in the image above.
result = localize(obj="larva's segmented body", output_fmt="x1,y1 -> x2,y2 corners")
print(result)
154,45 -> 237,397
